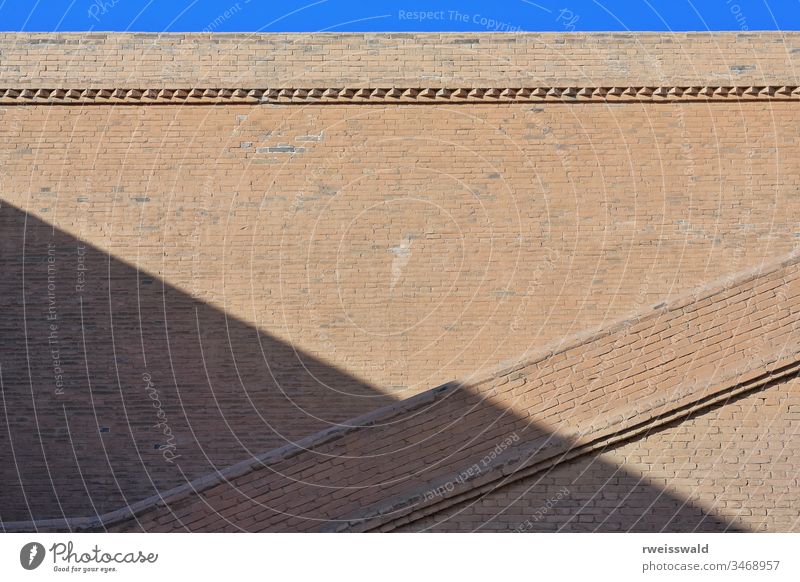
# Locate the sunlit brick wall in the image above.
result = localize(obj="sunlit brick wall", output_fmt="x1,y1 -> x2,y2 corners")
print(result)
2,33 -> 800,522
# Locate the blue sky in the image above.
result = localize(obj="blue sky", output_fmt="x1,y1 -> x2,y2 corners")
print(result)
0,0 -> 798,32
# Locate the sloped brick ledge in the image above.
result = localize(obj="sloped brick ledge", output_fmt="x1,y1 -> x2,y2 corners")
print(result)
353,256 -> 800,532
3,251 -> 799,532
347,357 -> 800,532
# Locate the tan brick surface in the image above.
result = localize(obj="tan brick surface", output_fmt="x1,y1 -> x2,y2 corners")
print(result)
2,103 -> 799,403
2,33 -> 800,530
401,380 -> 800,532
1,32 -> 800,87
100,254 -> 800,532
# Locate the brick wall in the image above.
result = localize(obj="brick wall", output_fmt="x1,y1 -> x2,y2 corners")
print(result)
99,252 -> 800,532
2,33 -> 799,527
3,103 -> 799,402
400,378 -> 800,532
0,202 -> 392,521
1,32 -> 799,86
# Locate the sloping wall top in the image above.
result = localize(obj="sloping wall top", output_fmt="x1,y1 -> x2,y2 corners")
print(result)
7,250 -> 798,532
107,252 -> 800,531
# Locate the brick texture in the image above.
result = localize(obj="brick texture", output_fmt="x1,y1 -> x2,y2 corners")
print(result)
400,380 -> 800,532
1,32 -> 800,86
1,33 -> 799,531
97,253 -> 800,532
2,103 -> 799,400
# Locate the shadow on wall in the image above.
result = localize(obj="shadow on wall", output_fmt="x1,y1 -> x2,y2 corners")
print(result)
0,200 -> 395,522
0,201 -> 746,533
395,397 -> 760,533
110,361 -> 751,533
107,377 -> 749,533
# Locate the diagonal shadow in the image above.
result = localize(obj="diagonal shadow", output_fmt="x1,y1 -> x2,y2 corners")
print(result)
104,364 -> 752,533
0,200 -> 395,523
0,201 -> 746,532
390,388 -> 765,533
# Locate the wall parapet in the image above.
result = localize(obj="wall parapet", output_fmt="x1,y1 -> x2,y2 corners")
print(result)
1,32 -> 799,88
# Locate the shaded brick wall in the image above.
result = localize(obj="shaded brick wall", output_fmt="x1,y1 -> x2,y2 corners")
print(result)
400,378 -> 800,532
0,204 -> 391,522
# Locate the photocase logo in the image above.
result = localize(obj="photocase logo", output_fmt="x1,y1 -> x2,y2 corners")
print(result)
20,542 -> 46,570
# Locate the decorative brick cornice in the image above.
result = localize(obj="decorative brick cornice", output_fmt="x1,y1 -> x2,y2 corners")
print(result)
2,86 -> 800,105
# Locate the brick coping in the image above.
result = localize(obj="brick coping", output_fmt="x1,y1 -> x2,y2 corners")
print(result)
344,352 -> 800,531
2,250 -> 798,532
